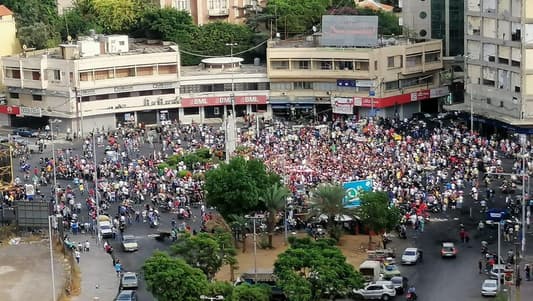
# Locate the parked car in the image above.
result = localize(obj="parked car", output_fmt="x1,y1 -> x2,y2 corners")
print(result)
352,281 -> 396,300
481,279 -> 498,296
389,276 -> 408,294
381,264 -> 401,280
121,235 -> 139,252
10,135 -> 28,145
440,242 -> 457,258
13,127 -> 37,137
114,290 -> 137,301
401,248 -> 421,265
120,272 -> 138,290
0,136 -> 8,143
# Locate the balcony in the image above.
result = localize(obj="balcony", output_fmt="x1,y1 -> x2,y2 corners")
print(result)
208,8 -> 229,17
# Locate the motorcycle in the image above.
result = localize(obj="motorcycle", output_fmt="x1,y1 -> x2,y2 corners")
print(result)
406,292 -> 417,300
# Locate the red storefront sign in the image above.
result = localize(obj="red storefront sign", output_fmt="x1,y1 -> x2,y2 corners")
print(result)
354,89 -> 433,108
0,105 -> 20,115
181,95 -> 268,108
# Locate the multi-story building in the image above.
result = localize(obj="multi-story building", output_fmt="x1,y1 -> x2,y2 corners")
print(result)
153,0 -> 265,25
0,34 -> 270,131
457,0 -> 533,129
266,36 -> 448,120
1,35 -> 180,134
399,0 -> 464,57
0,5 -> 21,89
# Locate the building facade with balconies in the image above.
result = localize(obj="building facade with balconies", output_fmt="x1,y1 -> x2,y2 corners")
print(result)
153,0 -> 265,25
267,36 -> 448,120
1,35 -> 181,134
1,34 -> 272,132
452,0 -> 533,131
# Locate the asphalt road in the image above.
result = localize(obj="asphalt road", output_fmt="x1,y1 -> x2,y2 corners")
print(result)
12,131 -> 533,301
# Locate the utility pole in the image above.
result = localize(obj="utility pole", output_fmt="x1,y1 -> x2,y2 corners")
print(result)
93,134 -> 100,245
225,42 -> 238,162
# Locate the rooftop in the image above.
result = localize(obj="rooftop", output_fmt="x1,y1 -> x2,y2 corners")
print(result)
268,35 -> 433,49
181,63 -> 267,77
0,5 -> 13,16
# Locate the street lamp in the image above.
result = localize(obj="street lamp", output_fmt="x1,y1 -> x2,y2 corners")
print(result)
49,119 -> 61,208
200,295 -> 224,301
245,213 -> 265,278
48,215 -> 57,301
225,42 -> 238,163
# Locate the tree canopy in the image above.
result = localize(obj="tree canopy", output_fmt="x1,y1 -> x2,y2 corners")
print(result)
204,156 -> 280,218
274,237 -> 364,301
310,184 -> 353,241
358,191 -> 401,242
143,251 -> 209,301
233,284 -> 271,301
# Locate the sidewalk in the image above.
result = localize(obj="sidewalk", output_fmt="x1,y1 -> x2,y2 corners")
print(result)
71,234 -> 119,301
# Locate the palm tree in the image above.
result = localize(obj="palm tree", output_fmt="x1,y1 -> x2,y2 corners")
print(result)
311,183 -> 352,241
229,214 -> 248,253
260,183 -> 290,248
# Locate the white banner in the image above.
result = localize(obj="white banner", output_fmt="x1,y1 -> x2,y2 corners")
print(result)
331,97 -> 354,114
20,106 -> 42,117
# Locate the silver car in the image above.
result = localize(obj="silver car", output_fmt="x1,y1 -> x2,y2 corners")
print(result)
120,272 -> 138,290
481,279 -> 498,296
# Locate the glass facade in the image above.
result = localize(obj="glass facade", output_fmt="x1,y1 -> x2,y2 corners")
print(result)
431,0 -> 464,56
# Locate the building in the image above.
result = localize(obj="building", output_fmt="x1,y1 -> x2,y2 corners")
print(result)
451,0 -> 533,130
1,35 -> 180,134
178,57 -> 269,124
0,5 -> 21,96
267,35 -> 447,120
153,0 -> 265,25
399,0 -> 464,57
1,34 -> 270,131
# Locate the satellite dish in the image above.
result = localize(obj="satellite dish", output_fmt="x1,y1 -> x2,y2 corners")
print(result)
22,44 -> 27,50
312,26 -> 317,33
67,35 -> 72,42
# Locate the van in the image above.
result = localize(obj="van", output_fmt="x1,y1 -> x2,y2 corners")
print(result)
359,260 -> 382,283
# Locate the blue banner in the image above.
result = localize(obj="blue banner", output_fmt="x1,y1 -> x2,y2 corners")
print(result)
343,180 -> 373,208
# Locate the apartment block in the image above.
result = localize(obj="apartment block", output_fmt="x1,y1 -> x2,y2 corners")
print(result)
267,36 -> 447,119
462,0 -> 533,128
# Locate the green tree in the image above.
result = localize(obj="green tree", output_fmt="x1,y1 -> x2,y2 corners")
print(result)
0,0 -> 58,27
267,0 -> 329,38
204,156 -> 280,218
232,284 -> 271,301
143,251 -> 209,301
229,214 -> 249,253
134,7 -> 195,40
260,183 -> 290,248
274,238 -> 363,301
58,4 -> 102,40
206,281 -> 234,300
358,191 -> 401,244
213,228 -> 239,281
17,22 -> 60,49
171,233 -> 225,280
92,0 -> 147,33
310,184 -> 353,241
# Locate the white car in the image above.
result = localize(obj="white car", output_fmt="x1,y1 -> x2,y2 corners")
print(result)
99,221 -> 114,239
481,279 -> 498,296
120,272 -> 139,290
401,248 -> 420,265
353,281 -> 396,300
121,235 -> 139,252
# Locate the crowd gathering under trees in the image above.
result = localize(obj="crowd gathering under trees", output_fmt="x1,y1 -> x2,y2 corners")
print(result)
0,0 -> 401,65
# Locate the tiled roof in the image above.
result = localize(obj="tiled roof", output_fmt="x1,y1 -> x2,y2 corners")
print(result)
0,5 -> 13,17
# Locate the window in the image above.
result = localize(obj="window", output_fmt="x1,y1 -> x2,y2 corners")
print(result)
32,95 -> 42,101
158,64 -> 177,74
7,69 -> 20,79
406,54 -> 423,67
208,0 -> 227,9
137,66 -> 154,76
116,67 -> 135,78
425,51 -> 440,62
213,84 -> 225,92
515,86 -> 521,92
320,61 -> 332,70
294,82 -> 312,89
180,85 -> 200,94
472,29 -> 480,35
95,94 -> 109,100
119,41 -> 125,46
488,56 -> 495,62
335,61 -> 353,70
95,70 -> 110,80
387,57 -> 395,68
161,88 -> 175,94
139,90 -> 153,96
32,71 -> 41,80
271,61 -> 289,70
183,107 -> 199,115
117,92 -> 130,98
498,57 -> 509,65
297,60 -> 310,69
200,85 -> 213,92
52,70 -> 61,80
9,93 -> 19,99
251,104 -> 267,112
482,79 -> 495,86
79,72 -> 90,81
511,60 -> 520,67
385,81 -> 399,90
374,61 -> 378,70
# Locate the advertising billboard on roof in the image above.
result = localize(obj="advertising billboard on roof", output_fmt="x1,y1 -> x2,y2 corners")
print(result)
321,15 -> 378,47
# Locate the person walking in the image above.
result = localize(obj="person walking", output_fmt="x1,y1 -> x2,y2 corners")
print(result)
115,259 -> 122,277
478,259 -> 483,274
525,264 -> 531,281
75,250 -> 81,264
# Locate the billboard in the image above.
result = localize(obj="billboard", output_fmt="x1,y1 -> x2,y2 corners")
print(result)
331,97 -> 354,114
343,179 -> 373,208
321,15 -> 378,47
16,201 -> 51,228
